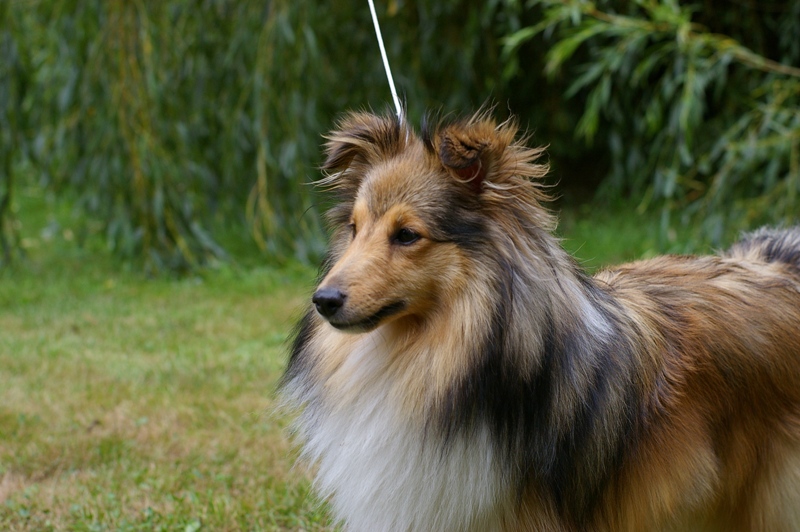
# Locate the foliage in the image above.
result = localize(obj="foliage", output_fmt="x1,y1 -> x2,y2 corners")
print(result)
2,0 -> 799,270
9,0 -> 332,272
505,0 -> 800,245
0,2 -> 28,266
3,0 -> 536,272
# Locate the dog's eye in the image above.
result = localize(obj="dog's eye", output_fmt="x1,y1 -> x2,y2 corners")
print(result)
393,228 -> 420,246
347,223 -> 356,238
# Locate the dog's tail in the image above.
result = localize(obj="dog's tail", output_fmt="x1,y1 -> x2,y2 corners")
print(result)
724,227 -> 800,273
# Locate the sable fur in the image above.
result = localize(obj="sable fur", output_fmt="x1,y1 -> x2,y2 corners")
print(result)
281,109 -> 800,531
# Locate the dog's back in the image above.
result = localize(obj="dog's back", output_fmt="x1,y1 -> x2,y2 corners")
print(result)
593,227 -> 800,530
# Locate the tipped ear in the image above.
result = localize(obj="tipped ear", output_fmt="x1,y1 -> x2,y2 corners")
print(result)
322,112 -> 404,172
439,130 -> 489,194
437,117 -> 506,194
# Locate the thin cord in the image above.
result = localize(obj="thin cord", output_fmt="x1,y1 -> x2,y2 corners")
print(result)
367,0 -> 402,120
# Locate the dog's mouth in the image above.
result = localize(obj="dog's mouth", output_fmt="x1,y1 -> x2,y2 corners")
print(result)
328,301 -> 407,332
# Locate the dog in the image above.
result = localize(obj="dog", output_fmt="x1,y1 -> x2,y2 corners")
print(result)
280,109 -> 800,531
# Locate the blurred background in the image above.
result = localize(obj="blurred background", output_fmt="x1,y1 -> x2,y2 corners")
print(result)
2,0 -> 799,273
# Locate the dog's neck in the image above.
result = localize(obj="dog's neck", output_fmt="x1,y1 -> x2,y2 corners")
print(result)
419,233 -> 643,523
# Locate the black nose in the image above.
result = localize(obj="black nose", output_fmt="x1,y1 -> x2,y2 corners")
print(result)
312,288 -> 346,318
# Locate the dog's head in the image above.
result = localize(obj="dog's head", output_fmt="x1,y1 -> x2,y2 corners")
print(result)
311,110 -> 550,333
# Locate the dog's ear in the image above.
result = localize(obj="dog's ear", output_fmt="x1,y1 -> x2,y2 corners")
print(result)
319,112 -> 407,227
322,112 -> 404,172
437,116 -> 509,194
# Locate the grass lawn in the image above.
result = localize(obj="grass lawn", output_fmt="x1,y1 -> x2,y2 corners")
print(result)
0,252 -> 331,531
0,187 -> 713,530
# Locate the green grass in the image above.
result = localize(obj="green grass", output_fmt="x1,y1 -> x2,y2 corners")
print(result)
0,186 -> 332,531
0,254 -> 333,531
0,186 -> 718,530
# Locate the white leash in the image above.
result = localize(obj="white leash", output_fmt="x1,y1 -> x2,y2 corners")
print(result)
367,0 -> 402,121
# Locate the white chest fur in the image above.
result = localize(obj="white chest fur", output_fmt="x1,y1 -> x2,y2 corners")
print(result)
288,332 -> 509,531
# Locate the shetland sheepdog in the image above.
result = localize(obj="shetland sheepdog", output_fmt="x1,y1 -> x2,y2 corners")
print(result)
280,110 -> 800,531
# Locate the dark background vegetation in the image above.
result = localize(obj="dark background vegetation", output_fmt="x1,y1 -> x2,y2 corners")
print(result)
1,0 -> 799,273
